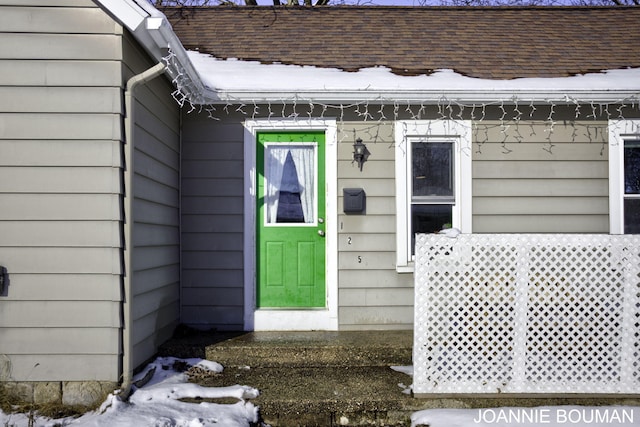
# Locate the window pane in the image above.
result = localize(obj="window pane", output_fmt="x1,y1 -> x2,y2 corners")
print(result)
265,145 -> 315,224
624,198 -> 640,234
412,142 -> 453,198
411,204 -> 452,254
624,141 -> 640,195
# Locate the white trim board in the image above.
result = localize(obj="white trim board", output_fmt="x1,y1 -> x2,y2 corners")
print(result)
394,120 -> 473,272
243,119 -> 338,331
609,119 -> 640,235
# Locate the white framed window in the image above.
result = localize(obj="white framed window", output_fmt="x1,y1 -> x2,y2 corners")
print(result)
609,119 -> 640,234
395,120 -> 472,272
263,143 -> 318,226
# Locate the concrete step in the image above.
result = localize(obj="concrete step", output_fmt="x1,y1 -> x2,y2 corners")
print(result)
163,330 -> 417,426
204,331 -> 413,368
200,331 -> 416,426
191,365 -> 419,427
157,327 -> 246,360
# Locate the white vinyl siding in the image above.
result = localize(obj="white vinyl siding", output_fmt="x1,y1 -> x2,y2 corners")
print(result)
0,0 -> 124,382
0,5 -> 118,33
0,34 -> 122,60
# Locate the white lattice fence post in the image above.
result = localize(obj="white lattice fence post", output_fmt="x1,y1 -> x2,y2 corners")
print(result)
510,235 -> 530,392
619,235 -> 640,392
413,233 -> 430,395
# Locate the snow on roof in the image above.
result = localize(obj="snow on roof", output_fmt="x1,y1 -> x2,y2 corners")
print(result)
186,51 -> 640,104
98,1 -> 640,105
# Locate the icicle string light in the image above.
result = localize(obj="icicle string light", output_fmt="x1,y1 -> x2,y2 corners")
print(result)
162,50 -> 640,154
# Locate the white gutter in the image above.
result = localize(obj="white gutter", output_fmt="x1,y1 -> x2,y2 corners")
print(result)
144,16 -> 209,103
121,61 -> 168,399
206,89 -> 640,105
95,0 -> 208,104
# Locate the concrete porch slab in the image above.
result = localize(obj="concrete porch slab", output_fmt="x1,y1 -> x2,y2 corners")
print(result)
204,330 -> 413,368
159,330 -> 640,427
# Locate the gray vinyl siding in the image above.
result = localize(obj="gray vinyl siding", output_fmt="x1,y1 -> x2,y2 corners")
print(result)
336,116 -> 610,330
337,121 -> 413,330
0,0 -> 123,382
122,32 -> 181,368
181,112 -> 245,330
174,105 -> 613,332
178,111 -> 413,331
472,121 -> 609,233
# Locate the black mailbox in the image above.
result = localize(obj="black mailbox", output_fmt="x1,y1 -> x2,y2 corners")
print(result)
0,266 -> 6,294
343,188 -> 366,214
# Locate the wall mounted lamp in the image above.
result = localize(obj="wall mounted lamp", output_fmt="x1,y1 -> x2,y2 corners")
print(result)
352,138 -> 369,171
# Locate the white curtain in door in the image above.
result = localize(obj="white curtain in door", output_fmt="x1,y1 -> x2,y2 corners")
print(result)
265,147 -> 286,224
265,145 -> 315,224
291,146 -> 315,223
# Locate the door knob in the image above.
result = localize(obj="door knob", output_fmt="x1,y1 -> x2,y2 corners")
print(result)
318,230 -> 325,237
318,217 -> 325,224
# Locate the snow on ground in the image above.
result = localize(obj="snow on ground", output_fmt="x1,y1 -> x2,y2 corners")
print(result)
1,359 -> 638,427
391,365 -> 414,395
0,357 -> 259,427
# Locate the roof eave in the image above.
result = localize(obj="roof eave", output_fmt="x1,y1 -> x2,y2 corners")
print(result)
95,1 -> 639,108
203,88 -> 640,106
95,0 -> 207,103
144,16 -> 209,102
94,0 -> 150,31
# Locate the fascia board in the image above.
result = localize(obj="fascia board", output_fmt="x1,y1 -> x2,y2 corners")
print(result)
96,0 -> 182,61
94,0 -> 149,32
96,0 -> 208,102
205,89 -> 640,105
146,18 -> 209,97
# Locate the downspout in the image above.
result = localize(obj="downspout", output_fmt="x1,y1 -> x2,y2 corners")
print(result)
121,61 -> 167,399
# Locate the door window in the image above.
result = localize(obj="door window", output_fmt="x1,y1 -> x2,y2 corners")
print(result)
264,144 -> 316,225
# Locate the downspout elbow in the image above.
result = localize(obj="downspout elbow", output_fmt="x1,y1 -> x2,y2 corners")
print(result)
121,61 -> 167,400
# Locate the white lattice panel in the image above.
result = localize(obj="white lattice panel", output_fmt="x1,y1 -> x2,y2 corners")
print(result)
414,234 -> 640,395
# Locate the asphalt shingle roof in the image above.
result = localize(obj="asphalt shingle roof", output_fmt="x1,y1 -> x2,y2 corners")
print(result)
163,6 -> 640,80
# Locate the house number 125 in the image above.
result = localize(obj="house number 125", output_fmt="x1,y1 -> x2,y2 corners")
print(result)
347,237 -> 361,262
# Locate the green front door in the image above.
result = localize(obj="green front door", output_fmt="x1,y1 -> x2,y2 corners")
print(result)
256,131 -> 326,308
